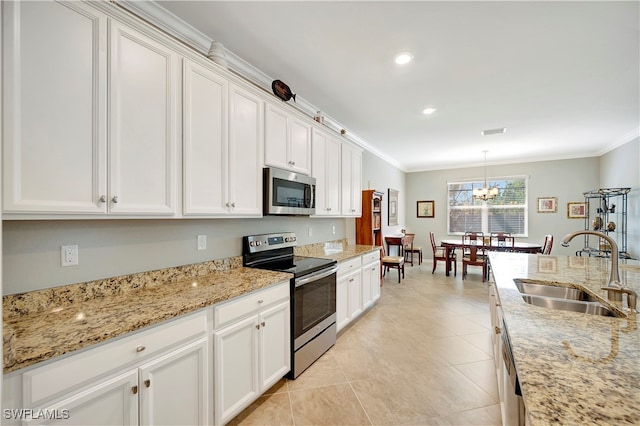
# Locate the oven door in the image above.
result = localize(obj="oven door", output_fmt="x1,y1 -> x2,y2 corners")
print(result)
292,266 -> 337,350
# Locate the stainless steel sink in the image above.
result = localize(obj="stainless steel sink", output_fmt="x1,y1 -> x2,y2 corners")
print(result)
514,279 -> 599,302
521,294 -> 621,317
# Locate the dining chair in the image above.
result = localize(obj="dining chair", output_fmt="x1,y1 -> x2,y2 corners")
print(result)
430,232 -> 456,276
462,234 -> 488,281
403,233 -> 422,266
381,241 -> 405,283
490,233 -> 515,251
541,234 -> 554,255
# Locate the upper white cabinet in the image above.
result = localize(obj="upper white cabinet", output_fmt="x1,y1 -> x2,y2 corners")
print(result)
264,103 -> 311,175
2,1 -> 179,217
2,0 -> 108,214
341,142 -> 363,216
311,128 -> 341,216
227,83 -> 265,216
108,21 -> 179,215
182,59 -> 264,217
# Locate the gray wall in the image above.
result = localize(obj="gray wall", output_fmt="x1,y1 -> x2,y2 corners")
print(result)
599,138 -> 640,259
3,217 -> 347,295
404,157 -> 602,256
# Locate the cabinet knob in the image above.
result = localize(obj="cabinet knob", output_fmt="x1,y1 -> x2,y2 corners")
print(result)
231,202 -> 236,208
144,379 -> 151,388
132,386 -> 138,395
136,345 -> 146,352
261,321 -> 266,327
256,324 -> 260,330
327,207 -> 331,211
349,278 -> 354,282
112,196 -> 119,204
226,202 -> 231,207
99,195 -> 106,203
495,326 -> 501,335
257,299 -> 264,304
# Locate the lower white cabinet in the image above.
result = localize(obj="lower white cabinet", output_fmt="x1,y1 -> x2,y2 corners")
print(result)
213,282 -> 290,425
336,251 -> 381,333
3,311 -> 209,426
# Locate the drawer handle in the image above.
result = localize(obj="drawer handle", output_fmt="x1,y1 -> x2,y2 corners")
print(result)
257,299 -> 264,304
144,379 -> 151,388
136,346 -> 146,353
132,385 -> 138,395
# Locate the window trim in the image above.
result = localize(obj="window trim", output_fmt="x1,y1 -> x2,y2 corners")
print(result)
447,175 -> 529,237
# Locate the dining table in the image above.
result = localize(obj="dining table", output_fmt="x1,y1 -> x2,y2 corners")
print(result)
440,238 -> 542,276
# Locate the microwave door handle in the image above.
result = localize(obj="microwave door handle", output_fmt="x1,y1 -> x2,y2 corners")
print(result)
295,266 -> 338,287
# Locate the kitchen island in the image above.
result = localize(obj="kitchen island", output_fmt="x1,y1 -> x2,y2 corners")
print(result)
489,252 -> 639,425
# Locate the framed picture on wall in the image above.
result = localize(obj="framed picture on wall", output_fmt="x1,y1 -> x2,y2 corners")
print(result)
567,202 -> 587,218
388,188 -> 399,225
537,197 -> 557,213
417,200 -> 435,218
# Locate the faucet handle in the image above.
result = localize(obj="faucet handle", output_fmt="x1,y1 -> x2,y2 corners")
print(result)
601,287 -> 637,312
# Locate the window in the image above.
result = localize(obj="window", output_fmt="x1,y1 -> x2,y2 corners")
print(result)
448,176 -> 528,236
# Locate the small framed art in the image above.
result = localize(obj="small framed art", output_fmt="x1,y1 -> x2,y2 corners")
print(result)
567,202 -> 587,219
537,197 -> 557,213
417,200 -> 435,218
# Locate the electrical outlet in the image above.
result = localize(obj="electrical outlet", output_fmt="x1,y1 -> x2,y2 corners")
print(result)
332,225 -> 336,235
61,245 -> 78,267
308,227 -> 313,237
197,235 -> 207,251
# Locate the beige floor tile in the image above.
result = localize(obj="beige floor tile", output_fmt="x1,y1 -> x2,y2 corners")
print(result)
227,392 -> 294,426
231,265 -> 501,425
289,383 -> 371,425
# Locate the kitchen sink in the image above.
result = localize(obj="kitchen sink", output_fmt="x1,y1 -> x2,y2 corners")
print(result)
514,279 -> 599,302
520,294 -> 621,317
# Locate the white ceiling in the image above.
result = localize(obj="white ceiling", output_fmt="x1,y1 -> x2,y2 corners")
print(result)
154,0 -> 639,172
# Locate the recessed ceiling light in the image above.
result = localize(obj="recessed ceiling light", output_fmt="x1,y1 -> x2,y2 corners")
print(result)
422,107 -> 437,115
394,52 -> 414,65
481,127 -> 507,136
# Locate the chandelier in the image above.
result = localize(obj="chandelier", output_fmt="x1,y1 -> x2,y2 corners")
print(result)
473,150 -> 499,201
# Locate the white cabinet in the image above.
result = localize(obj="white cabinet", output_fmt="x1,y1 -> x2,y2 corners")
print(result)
2,2 -> 179,216
311,128 -> 341,216
336,257 -> 362,332
265,103 -> 311,175
341,142 -> 363,216
7,311 -> 209,426
2,0 -> 108,214
213,282 -> 290,425
108,20 -> 179,216
182,59 -> 263,216
361,251 -> 381,310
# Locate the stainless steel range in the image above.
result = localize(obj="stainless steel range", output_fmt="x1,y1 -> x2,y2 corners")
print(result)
242,232 -> 338,379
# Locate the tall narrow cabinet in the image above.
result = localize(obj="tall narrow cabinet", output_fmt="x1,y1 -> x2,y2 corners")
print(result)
356,190 -> 384,246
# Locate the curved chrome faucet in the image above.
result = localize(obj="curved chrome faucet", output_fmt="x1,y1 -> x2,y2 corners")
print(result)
561,230 -> 637,312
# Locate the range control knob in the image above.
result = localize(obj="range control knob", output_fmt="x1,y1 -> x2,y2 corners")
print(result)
256,241 -> 262,246
249,241 -> 255,247
292,236 -> 297,242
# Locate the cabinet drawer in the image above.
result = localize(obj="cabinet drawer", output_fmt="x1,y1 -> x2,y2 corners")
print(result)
362,250 -> 380,265
214,281 -> 289,329
338,257 -> 362,276
23,310 -> 207,408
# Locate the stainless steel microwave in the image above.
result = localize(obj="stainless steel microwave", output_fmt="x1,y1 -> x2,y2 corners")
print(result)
263,167 -> 316,215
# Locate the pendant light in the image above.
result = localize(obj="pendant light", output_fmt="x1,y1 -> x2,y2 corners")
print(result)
473,150 -> 499,201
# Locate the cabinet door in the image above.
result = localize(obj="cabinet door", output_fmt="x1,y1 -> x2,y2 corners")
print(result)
311,130 -> 341,216
139,338 -> 208,426
350,148 -> 363,216
264,103 -> 289,170
336,274 -> 350,332
341,143 -> 362,216
361,262 -> 373,310
288,117 -> 311,175
228,84 -> 264,216
348,270 -> 363,319
2,0 -> 107,214
182,59 -> 228,215
213,315 -> 260,425
370,261 -> 381,303
25,370 -> 138,426
109,21 -> 178,215
259,301 -> 291,391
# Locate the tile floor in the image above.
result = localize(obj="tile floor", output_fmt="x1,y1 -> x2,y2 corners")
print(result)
228,262 -> 502,426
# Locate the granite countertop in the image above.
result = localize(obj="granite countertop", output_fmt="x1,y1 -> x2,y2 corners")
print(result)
3,241 -> 379,374
489,252 -> 640,425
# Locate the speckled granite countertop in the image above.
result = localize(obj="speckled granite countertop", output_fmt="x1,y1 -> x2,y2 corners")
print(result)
489,252 -> 640,425
3,241 -> 378,374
